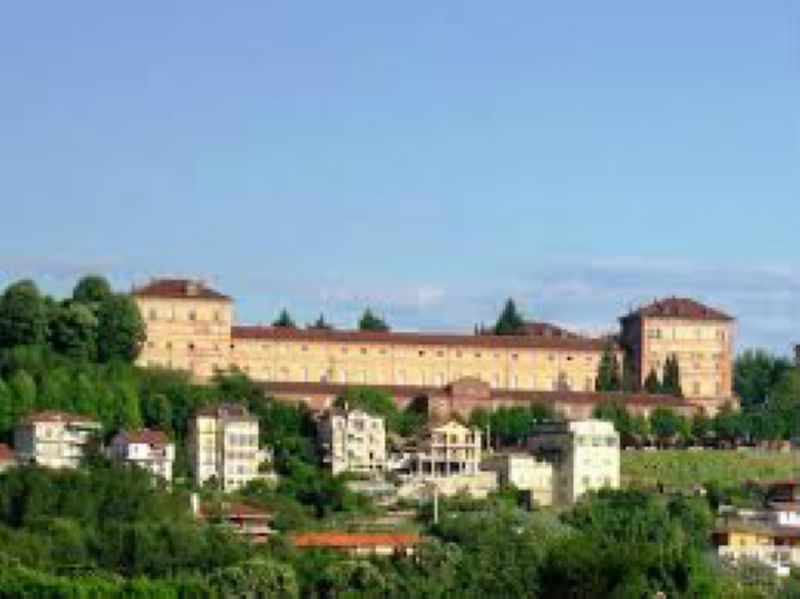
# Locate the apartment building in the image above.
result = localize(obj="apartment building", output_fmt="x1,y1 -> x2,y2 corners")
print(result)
318,408 -> 386,475
110,429 -> 175,482
529,419 -> 620,505
14,411 -> 101,469
188,403 -> 268,491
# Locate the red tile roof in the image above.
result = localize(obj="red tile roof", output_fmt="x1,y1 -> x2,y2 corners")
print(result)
117,429 -> 171,447
291,532 -> 421,549
0,444 -> 15,461
132,278 -> 231,301
520,321 -> 584,340
231,325 -> 609,352
624,297 -> 733,322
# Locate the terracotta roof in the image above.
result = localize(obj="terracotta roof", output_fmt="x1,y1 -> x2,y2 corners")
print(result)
520,321 -> 584,340
291,532 -> 421,549
260,380 -> 689,408
198,502 -> 271,521
132,278 -> 231,301
0,444 -> 15,461
117,429 -> 171,447
23,411 -> 100,426
623,297 -> 733,322
231,325 -> 610,352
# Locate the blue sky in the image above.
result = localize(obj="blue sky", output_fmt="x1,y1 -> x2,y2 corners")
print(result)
0,2 -> 797,351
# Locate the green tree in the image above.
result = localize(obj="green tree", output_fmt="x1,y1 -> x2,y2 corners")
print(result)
0,280 -> 48,349
734,349 -> 793,408
595,343 -> 621,392
358,308 -> 389,332
272,309 -> 296,328
493,299 -> 525,335
49,302 -> 98,360
644,368 -> 661,393
209,558 -> 299,599
96,294 -> 145,362
0,379 -> 13,438
72,275 -> 113,306
8,369 -> 37,423
661,354 -> 683,397
649,407 -> 686,443
691,411 -> 713,443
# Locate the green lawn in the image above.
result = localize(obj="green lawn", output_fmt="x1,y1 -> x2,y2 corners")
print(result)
621,449 -> 800,490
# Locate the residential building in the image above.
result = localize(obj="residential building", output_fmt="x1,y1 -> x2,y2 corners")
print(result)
620,297 -> 735,401
109,429 -> 175,482
483,453 -> 554,506
529,419 -> 620,505
714,503 -> 800,577
188,403 -> 269,492
318,408 -> 386,475
193,495 -> 274,543
133,278 -> 735,417
399,420 -> 496,498
409,420 -> 482,478
14,411 -> 101,469
0,444 -> 16,472
291,532 -> 422,557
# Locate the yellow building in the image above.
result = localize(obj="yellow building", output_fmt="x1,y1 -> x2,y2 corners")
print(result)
620,297 -> 735,399
133,279 -> 736,412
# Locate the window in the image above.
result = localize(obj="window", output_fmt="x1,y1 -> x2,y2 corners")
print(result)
418,350 -> 425,357
693,382 -> 701,395
213,310 -> 221,322
188,342 -> 195,351
361,347 -> 367,355
511,353 -> 518,361
148,308 -> 157,320
188,310 -> 197,321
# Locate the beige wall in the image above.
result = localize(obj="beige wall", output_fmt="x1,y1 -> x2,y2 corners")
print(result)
136,290 -> 734,405
639,317 -> 734,399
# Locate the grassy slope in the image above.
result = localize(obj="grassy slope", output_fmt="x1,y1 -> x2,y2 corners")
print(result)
621,449 -> 800,489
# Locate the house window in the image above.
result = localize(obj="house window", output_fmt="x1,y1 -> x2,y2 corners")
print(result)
188,310 -> 197,321
148,308 -> 157,320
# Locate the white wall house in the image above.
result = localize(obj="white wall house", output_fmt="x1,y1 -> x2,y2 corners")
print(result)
529,419 -> 620,504
188,403 -> 270,492
318,409 -> 386,475
14,411 -> 101,469
110,429 -> 175,482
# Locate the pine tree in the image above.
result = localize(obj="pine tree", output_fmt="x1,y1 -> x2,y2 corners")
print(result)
308,314 -> 333,330
272,309 -> 296,328
595,344 -> 622,392
358,309 -> 389,332
493,299 -> 525,335
661,354 -> 683,397
644,368 -> 661,394
621,351 -> 637,392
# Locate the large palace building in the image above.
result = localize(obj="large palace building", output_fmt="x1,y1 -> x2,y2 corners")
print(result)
132,278 -> 736,417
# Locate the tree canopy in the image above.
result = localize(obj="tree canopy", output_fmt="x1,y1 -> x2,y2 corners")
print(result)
358,308 -> 390,332
493,299 -> 525,335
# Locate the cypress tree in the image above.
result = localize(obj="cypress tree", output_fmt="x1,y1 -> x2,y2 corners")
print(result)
595,344 -> 622,392
644,368 -> 661,394
493,299 -> 525,335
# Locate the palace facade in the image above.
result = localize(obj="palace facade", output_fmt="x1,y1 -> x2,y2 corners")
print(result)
133,278 -> 736,416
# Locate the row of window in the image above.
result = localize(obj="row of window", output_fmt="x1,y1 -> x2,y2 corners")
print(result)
147,308 -> 226,323
646,327 -> 727,341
